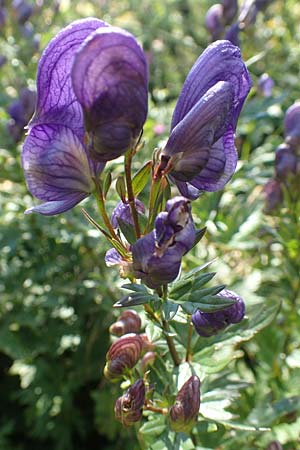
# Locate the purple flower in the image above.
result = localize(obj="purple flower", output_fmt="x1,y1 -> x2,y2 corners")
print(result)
132,197 -> 196,288
192,289 -> 245,337
111,199 -> 145,228
263,179 -> 283,214
104,333 -> 143,380
157,40 -> 251,199
222,0 -> 238,24
12,0 -> 33,24
8,87 -> 36,142
257,73 -> 274,97
275,143 -> 297,181
224,23 -> 241,47
169,375 -> 200,433
22,18 -> 148,215
284,102 -> 300,147
115,379 -> 145,426
205,5 -> 224,41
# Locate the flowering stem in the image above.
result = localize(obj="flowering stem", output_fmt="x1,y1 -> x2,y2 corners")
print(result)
185,321 -> 194,362
146,175 -> 163,233
124,149 -> 141,239
144,402 -> 168,415
162,318 -> 180,366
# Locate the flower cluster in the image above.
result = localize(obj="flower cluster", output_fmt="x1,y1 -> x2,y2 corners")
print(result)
264,102 -> 300,214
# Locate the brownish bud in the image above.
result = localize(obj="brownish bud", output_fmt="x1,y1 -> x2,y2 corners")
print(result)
139,333 -> 154,353
169,375 -> 200,433
109,310 -> 142,336
104,333 -> 143,380
115,379 -> 145,426
140,351 -> 156,372
266,441 -> 283,450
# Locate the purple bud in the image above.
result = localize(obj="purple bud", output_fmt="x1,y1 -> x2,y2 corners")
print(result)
257,73 -> 274,97
109,310 -> 142,336
169,376 -> 200,433
266,441 -> 283,450
275,143 -> 297,180
0,55 -> 6,68
224,23 -> 241,46
12,0 -> 33,24
0,7 -> 7,28
115,379 -> 145,426
140,351 -> 156,372
104,333 -> 143,380
192,289 -> 245,337
222,0 -> 238,24
205,5 -> 224,41
263,179 -> 283,214
111,199 -> 145,229
132,197 -> 196,288
284,102 -> 300,147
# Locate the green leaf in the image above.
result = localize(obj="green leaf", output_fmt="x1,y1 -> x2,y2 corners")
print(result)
145,322 -> 162,342
116,217 -> 137,245
139,415 -> 166,436
169,272 -> 217,299
102,171 -> 112,198
121,283 -> 148,293
116,176 -> 127,201
132,160 -> 152,196
192,227 -> 207,248
113,292 -> 159,307
163,301 -> 179,321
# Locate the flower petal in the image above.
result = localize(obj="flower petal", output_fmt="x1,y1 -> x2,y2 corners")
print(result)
171,40 -> 251,131
22,124 -> 96,211
30,18 -> 107,138
173,127 -> 237,197
24,192 -> 88,216
163,81 -> 234,181
72,26 -> 148,161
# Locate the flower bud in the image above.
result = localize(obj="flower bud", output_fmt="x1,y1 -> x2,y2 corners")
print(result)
275,143 -> 297,180
140,351 -> 156,372
109,310 -> 142,336
222,0 -> 238,24
263,179 -> 283,214
192,289 -> 245,337
257,73 -> 274,97
104,333 -> 143,380
205,4 -> 224,41
169,376 -> 200,433
284,102 -> 300,148
266,441 -> 283,450
115,379 -> 145,426
139,333 -> 154,353
111,199 -> 145,229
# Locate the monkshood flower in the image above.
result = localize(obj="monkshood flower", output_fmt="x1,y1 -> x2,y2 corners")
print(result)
275,143 -> 297,181
12,0 -> 33,25
169,375 -> 200,433
258,73 -> 274,97
115,379 -> 145,426
284,102 -> 300,147
192,289 -> 245,337
22,18 -> 148,215
156,40 -> 251,199
132,197 -> 196,288
8,87 -> 36,143
111,199 -> 145,228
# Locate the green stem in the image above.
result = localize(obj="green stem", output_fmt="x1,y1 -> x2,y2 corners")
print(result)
185,321 -> 194,362
124,149 -> 141,239
162,318 -> 180,366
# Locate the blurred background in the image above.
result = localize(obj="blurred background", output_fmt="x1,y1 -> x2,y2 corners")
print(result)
1,0 -> 300,449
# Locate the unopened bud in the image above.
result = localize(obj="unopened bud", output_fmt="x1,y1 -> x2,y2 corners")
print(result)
266,441 -> 283,450
109,310 -> 142,336
140,351 -> 156,372
275,143 -> 297,180
115,379 -> 145,426
169,375 -> 200,433
104,333 -> 143,380
139,333 -> 154,353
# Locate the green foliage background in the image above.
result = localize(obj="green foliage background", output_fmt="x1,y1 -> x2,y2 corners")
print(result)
1,0 -> 300,449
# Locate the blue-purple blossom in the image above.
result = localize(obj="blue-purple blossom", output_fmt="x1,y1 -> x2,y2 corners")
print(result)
111,199 -> 145,228
275,143 -> 297,181
257,73 -> 274,97
192,289 -> 245,337
222,0 -> 238,24
284,101 -> 300,147
8,87 -> 36,142
115,379 -> 145,426
205,5 -> 224,41
22,18 -> 148,215
157,40 -> 251,199
132,197 -> 196,288
263,179 -> 283,214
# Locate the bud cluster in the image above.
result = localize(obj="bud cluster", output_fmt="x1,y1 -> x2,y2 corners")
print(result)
264,102 -> 300,214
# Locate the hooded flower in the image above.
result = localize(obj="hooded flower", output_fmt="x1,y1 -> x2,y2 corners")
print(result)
192,289 -> 245,337
284,101 -> 300,147
111,199 -> 145,229
22,18 -> 148,215
132,197 -> 195,288
115,379 -> 145,426
157,40 -> 251,200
